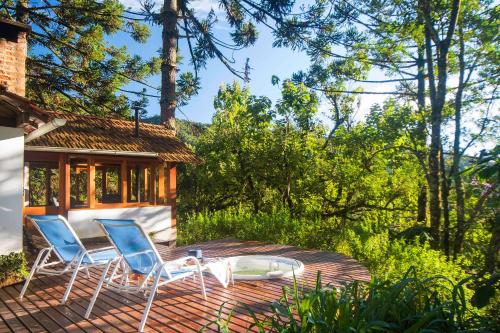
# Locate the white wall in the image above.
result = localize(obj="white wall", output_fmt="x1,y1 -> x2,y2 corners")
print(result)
0,127 -> 24,255
67,206 -> 175,242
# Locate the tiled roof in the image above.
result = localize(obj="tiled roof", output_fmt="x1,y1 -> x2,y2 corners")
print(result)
26,111 -> 200,163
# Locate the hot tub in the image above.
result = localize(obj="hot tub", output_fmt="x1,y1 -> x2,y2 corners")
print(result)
228,255 -> 304,280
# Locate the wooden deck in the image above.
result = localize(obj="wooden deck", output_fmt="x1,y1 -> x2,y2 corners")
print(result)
0,239 -> 370,332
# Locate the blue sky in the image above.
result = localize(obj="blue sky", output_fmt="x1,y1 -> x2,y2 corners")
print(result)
111,17 -> 311,123
111,0 -> 396,125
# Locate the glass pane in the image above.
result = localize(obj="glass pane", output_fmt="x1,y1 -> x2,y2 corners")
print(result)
96,165 -> 121,203
128,167 -> 138,202
127,165 -> 150,203
140,167 -> 150,202
155,166 -> 160,203
70,160 -> 88,208
26,162 -> 59,207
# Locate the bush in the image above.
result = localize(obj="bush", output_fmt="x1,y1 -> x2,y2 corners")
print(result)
204,269 -> 497,332
0,252 -> 28,287
178,208 -> 468,284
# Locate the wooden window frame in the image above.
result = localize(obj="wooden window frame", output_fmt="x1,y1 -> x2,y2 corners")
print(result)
24,151 -> 171,214
25,161 -> 60,208
94,163 -> 122,206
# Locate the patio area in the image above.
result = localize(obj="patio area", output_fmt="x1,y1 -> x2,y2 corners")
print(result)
0,239 -> 370,333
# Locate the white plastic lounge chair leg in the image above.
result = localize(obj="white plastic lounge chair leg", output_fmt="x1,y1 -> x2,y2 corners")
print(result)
85,268 -> 90,278
198,268 -> 207,300
106,260 -> 121,287
139,272 -> 162,332
62,252 -> 86,304
19,248 -> 49,300
85,259 -> 114,319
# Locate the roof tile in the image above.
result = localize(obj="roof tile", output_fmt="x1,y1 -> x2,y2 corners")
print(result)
26,112 -> 200,163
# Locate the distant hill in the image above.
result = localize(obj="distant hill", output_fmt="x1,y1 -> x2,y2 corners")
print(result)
142,115 -> 208,147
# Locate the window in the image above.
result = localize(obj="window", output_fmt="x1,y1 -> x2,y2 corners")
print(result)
155,166 -> 161,204
95,164 -> 121,203
70,159 -> 88,208
25,162 -> 59,207
127,165 -> 150,202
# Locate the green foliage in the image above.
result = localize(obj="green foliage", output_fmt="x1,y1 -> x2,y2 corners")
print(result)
178,81 -> 421,220
204,270 -> 496,332
178,208 -> 467,285
176,81 -> 495,286
1,0 -> 159,117
0,252 -> 28,287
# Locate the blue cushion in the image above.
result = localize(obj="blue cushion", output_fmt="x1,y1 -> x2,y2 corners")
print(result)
96,219 -> 161,275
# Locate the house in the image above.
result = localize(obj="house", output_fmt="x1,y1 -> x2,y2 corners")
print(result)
0,18 -> 197,256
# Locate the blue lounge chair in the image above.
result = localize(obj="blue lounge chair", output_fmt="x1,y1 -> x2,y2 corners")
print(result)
20,215 -> 118,304
84,219 -> 206,332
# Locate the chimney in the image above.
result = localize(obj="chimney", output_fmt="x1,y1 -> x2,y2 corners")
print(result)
0,18 -> 30,97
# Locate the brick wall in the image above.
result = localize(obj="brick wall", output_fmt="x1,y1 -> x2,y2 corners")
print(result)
0,30 -> 27,97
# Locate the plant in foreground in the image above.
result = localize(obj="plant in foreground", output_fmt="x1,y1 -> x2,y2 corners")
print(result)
201,268 -> 497,332
0,252 -> 28,288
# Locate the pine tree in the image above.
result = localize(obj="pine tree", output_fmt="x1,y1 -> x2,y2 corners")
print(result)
1,0 -> 160,117
134,0 -> 341,128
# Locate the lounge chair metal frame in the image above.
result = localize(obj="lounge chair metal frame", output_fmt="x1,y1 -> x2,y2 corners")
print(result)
84,219 -> 207,332
20,215 -> 118,304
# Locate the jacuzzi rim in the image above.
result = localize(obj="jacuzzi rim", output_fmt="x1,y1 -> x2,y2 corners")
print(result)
227,255 -> 305,280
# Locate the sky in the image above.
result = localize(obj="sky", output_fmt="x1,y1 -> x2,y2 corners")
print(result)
111,0 -> 395,125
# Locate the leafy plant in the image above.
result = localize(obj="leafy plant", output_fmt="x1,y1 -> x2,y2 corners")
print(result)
201,269 -> 497,332
0,252 -> 28,288
178,208 -> 468,285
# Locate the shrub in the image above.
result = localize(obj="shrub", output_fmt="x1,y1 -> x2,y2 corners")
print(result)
178,209 -> 468,284
0,252 -> 28,287
204,269 -> 497,332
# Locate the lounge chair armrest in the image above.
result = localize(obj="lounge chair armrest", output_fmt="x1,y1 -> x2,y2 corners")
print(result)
168,256 -> 202,266
158,256 -> 203,276
87,246 -> 115,254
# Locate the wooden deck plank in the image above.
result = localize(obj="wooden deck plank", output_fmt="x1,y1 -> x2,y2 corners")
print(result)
0,239 -> 369,332
10,282 -> 86,333
0,288 -> 52,332
0,296 -> 30,333
76,271 -> 199,333
30,273 -> 122,333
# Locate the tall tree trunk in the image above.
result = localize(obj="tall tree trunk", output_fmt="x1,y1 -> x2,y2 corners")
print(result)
160,0 -> 178,130
416,31 -> 427,224
452,25 -> 467,259
440,145 -> 451,257
424,24 -> 442,248
422,0 -> 461,248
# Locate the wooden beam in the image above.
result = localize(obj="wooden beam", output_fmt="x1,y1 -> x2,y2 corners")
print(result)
167,163 -> 177,227
121,160 -> 127,204
167,163 -> 176,202
150,162 -> 156,205
58,154 -> 66,215
88,158 -> 95,208
64,156 -> 70,212
141,165 -> 147,202
158,164 -> 165,205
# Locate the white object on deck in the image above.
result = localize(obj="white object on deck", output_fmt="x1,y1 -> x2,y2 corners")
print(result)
228,255 -> 304,280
